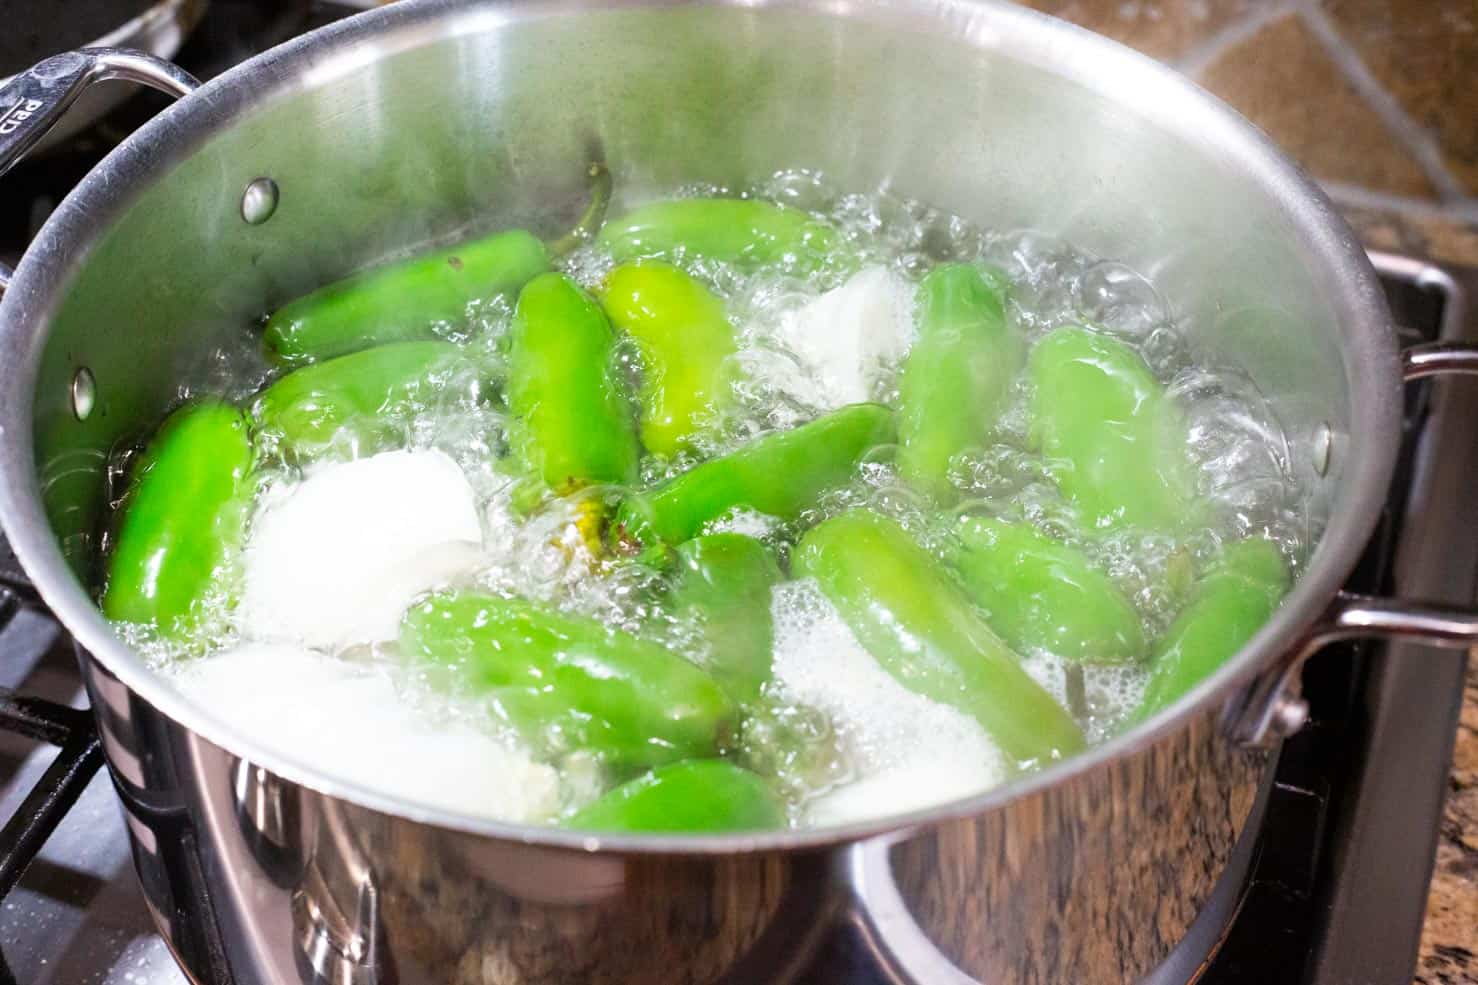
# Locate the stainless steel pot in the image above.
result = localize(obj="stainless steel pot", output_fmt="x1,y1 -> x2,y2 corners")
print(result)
0,0 -> 207,150
2,2 -> 1477,983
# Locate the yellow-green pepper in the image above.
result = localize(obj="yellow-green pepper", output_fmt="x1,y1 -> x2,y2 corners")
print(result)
565,760 -> 785,832
793,509 -> 1085,766
1028,327 -> 1199,531
102,401 -> 254,641
400,593 -> 735,769
897,264 -> 1023,501
601,261 -> 737,458
1135,538 -> 1289,720
946,516 -> 1144,663
669,534 -> 783,704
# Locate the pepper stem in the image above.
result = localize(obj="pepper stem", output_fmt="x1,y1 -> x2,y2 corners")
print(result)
547,162 -> 613,258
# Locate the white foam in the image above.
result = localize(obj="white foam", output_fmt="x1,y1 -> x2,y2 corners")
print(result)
172,642 -> 560,822
239,449 -> 484,651
773,265 -> 914,409
706,508 -> 783,540
806,762 -> 998,827
1020,650 -> 1150,744
768,581 -> 1006,825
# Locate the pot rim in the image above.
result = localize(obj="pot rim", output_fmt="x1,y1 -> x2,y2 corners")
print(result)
0,0 -> 1400,855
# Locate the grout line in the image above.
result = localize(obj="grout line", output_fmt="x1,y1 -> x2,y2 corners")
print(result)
1293,0 -> 1470,202
1323,180 -> 1478,226
1174,1 -> 1298,79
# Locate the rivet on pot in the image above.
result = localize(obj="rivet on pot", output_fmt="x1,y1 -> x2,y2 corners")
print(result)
241,177 -> 280,225
1312,422 -> 1332,477
71,367 -> 96,421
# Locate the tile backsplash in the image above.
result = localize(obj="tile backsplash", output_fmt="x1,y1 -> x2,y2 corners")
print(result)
1017,1 -> 1477,219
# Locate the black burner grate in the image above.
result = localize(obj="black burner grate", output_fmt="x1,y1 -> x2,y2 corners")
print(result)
0,687 -> 102,902
0,530 -> 103,904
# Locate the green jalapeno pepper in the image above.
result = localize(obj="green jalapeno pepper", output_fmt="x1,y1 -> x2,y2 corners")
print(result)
598,198 -> 841,272
897,264 -> 1022,501
252,340 -> 471,460
400,593 -> 735,769
601,262 -> 737,458
946,516 -> 1145,664
565,759 -> 785,832
614,403 -> 896,548
263,164 -> 614,365
793,509 -> 1085,766
669,534 -> 783,704
1027,327 -> 1199,531
102,401 -> 254,640
484,686 -> 683,771
507,272 -> 641,495
1135,538 -> 1289,720
264,230 -> 550,366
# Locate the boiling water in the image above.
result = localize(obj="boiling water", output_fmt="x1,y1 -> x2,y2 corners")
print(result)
123,171 -> 1307,827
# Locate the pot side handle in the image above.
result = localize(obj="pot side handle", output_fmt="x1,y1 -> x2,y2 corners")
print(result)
1224,340 -> 1478,748
0,48 -> 199,293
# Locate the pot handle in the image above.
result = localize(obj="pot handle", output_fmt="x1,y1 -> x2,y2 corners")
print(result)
0,47 -> 199,292
1224,341 -> 1478,747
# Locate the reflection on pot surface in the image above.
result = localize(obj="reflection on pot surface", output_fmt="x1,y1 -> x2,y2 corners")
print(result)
89,648 -> 1262,983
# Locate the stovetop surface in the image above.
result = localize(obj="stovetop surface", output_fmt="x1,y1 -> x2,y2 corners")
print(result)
0,3 -> 1474,984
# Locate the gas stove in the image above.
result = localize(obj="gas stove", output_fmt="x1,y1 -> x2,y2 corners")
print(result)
0,3 -> 1473,983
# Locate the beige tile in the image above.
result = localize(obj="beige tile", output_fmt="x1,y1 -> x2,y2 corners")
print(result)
1016,0 -> 1260,60
1195,13 -> 1437,197
1322,0 -> 1478,196
1340,204 -> 1478,267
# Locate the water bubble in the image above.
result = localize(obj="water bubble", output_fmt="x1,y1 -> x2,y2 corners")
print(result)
557,243 -> 615,289
1076,261 -> 1169,340
758,168 -> 842,213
